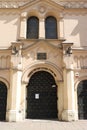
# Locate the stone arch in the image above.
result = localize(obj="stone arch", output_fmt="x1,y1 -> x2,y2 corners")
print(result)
75,76 -> 87,91
74,76 -> 87,120
0,77 -> 9,89
44,11 -> 61,20
26,10 -> 40,19
44,12 -> 62,39
22,62 -> 63,84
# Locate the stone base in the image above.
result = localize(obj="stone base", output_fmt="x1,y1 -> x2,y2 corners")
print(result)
62,110 -> 77,121
6,110 -> 22,122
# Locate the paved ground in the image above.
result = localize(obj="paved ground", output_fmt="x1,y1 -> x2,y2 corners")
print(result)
0,119 -> 87,130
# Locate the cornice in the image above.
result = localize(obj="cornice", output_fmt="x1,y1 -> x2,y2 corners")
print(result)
52,1 -> 87,9
62,8 -> 87,15
73,47 -> 87,54
0,0 -> 87,9
0,0 -> 86,16
0,0 -> 28,8
0,49 -> 11,55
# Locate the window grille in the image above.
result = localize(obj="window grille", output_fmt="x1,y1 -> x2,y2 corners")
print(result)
45,16 -> 57,39
27,16 -> 39,39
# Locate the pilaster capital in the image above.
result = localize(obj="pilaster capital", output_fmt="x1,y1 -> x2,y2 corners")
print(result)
39,18 -> 45,22
62,42 -> 73,56
20,12 -> 27,20
11,41 -> 23,55
62,42 -> 74,69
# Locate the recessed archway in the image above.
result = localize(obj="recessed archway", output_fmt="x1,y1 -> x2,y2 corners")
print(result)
0,81 -> 7,121
77,80 -> 87,119
26,70 -> 58,119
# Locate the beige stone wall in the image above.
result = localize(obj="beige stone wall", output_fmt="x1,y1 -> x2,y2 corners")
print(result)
64,15 -> 87,47
22,42 -> 63,70
0,1 -> 87,48
0,14 -> 19,48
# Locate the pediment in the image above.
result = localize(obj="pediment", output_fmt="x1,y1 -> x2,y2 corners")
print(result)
22,40 -> 62,56
20,0 -> 64,16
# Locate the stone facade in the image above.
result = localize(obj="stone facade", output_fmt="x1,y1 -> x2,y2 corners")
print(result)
0,0 -> 87,122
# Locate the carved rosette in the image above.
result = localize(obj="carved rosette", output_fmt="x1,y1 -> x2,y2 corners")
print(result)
39,6 -> 46,14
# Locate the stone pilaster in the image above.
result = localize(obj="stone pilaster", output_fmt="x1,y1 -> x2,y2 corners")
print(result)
62,66 -> 75,121
58,19 -> 64,39
7,43 -> 23,122
62,43 -> 76,121
39,18 -> 45,39
20,12 -> 27,39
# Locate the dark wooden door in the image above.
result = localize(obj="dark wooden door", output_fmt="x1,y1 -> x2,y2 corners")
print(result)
0,81 -> 7,121
27,71 -> 58,119
77,80 -> 87,119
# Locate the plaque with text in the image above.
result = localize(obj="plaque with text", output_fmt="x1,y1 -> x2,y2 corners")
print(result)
37,53 -> 47,60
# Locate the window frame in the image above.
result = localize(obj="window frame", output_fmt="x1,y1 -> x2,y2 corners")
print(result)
45,16 -> 58,39
26,16 -> 39,39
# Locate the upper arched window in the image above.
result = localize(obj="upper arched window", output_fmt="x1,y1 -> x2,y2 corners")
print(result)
45,16 -> 57,39
27,16 -> 39,39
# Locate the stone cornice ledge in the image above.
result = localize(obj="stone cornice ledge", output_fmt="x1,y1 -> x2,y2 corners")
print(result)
0,0 -> 87,9
0,1 -> 28,8
54,1 -> 87,9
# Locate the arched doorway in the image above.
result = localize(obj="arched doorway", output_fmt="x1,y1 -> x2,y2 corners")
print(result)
77,80 -> 87,119
26,71 -> 58,119
0,81 -> 7,121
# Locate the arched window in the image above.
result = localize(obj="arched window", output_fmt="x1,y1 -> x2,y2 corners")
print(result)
27,16 -> 39,39
45,16 -> 57,39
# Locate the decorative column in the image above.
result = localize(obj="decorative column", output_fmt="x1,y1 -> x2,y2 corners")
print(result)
39,18 -> 45,39
20,12 -> 27,39
8,42 -> 23,122
62,43 -> 76,121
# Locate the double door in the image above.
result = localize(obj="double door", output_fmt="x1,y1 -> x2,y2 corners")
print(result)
27,71 -> 58,119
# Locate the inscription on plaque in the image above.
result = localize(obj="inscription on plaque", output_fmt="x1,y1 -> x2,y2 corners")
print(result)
37,53 -> 47,60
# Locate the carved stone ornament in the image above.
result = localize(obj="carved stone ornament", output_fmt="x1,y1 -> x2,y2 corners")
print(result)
39,6 -> 46,14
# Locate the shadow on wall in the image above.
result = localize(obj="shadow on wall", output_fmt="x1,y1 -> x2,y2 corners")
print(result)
64,15 -> 87,47
0,14 -> 20,45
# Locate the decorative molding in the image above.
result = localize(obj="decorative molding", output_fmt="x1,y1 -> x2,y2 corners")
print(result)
0,1 -> 28,8
74,55 -> 87,69
0,0 -> 87,9
39,6 -> 46,14
0,55 -> 11,69
52,1 -> 87,9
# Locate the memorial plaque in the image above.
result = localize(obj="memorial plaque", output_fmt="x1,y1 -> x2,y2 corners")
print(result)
37,53 -> 47,60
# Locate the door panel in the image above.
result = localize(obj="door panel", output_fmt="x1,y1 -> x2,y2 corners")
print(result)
27,71 -> 58,119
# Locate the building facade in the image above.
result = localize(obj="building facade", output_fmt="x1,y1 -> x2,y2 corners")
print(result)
0,0 -> 87,122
